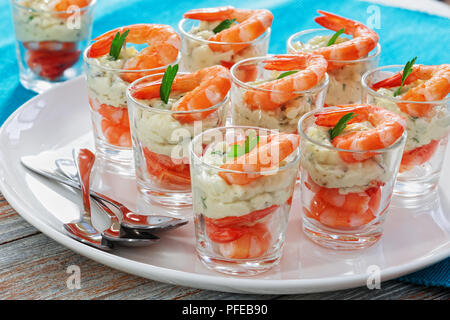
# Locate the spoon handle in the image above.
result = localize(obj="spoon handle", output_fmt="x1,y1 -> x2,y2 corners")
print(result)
73,149 -> 96,218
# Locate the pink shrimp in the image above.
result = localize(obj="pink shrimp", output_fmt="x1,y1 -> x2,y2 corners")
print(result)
53,0 -> 90,18
371,64 -> 450,117
219,133 -> 300,185
243,54 -> 328,110
314,104 -> 406,163
184,6 -> 273,54
87,24 -> 180,83
310,11 -> 379,69
131,65 -> 231,123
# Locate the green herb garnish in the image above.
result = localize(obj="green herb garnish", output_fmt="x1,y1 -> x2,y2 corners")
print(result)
28,16 -> 34,21
393,56 -> 417,97
329,112 -> 358,140
277,70 -> 298,79
108,29 -> 129,61
227,132 -> 260,158
201,196 -> 207,209
159,64 -> 179,104
213,18 -> 237,34
327,28 -> 345,46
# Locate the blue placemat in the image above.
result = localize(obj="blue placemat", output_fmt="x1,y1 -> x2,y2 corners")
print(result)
0,0 -> 449,287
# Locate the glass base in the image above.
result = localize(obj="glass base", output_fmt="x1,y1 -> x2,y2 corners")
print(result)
137,181 -> 192,208
94,140 -> 135,176
302,217 -> 383,250
394,165 -> 440,198
20,66 -> 80,93
197,250 -> 281,276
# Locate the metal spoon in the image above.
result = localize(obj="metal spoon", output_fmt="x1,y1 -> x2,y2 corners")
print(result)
65,149 -> 159,249
55,158 -> 188,233
63,149 -> 113,251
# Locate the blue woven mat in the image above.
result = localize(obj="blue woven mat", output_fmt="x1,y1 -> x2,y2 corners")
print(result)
0,0 -> 449,287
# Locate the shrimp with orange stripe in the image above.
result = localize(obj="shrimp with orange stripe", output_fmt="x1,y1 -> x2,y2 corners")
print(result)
288,10 -> 380,105
231,53 -> 328,133
191,129 -> 300,264
370,63 -> 450,172
180,6 -> 273,71
299,106 -> 406,233
128,65 -> 231,189
85,24 -> 180,149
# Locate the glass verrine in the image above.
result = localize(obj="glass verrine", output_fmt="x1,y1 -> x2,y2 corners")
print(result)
362,65 -> 450,198
230,55 -> 329,133
178,18 -> 271,72
83,46 -> 180,172
287,29 -> 381,106
11,0 -> 96,93
127,73 -> 228,208
190,126 -> 300,275
298,109 -> 406,250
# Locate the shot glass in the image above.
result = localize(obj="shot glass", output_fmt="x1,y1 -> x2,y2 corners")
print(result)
362,65 -> 450,198
287,29 -> 381,106
298,109 -> 406,250
178,18 -> 271,72
83,47 -> 180,172
127,73 -> 228,207
11,0 -> 96,92
190,126 -> 300,275
230,55 -> 329,133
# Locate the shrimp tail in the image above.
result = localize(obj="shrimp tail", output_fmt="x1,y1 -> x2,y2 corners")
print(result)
314,10 -> 359,34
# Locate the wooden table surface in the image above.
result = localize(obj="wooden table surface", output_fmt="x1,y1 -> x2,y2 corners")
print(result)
1,193 -> 449,300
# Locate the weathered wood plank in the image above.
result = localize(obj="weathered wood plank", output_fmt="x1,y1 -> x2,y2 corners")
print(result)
0,194 -> 40,245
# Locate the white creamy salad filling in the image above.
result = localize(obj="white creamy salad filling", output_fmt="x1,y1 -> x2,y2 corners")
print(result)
192,141 -> 297,219
232,75 -> 324,133
13,0 -> 91,42
292,35 -> 373,105
375,87 -> 450,151
301,123 -> 389,193
133,96 -> 220,159
86,47 -> 138,108
182,21 -> 265,71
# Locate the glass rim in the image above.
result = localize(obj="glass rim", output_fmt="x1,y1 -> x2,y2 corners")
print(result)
362,65 -> 450,104
297,107 -> 407,154
287,28 -> 381,64
190,126 -> 301,176
127,72 -> 230,115
178,18 -> 271,46
230,54 -> 329,94
11,0 -> 97,14
83,46 -> 181,73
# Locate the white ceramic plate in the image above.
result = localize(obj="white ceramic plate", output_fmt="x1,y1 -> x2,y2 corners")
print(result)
1,76 -> 449,294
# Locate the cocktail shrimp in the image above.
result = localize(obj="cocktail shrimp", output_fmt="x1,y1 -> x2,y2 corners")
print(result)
88,24 -> 180,83
184,6 -> 273,53
372,64 -> 450,117
131,65 -> 231,123
243,54 -> 328,110
311,10 -> 379,69
314,104 -> 406,162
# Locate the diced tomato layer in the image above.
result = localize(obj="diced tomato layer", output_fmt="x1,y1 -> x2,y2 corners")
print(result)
400,139 -> 440,171
304,177 -> 382,228
25,41 -> 80,80
143,147 -> 191,186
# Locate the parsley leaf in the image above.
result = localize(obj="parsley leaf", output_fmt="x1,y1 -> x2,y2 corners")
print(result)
108,29 -> 129,61
227,132 -> 260,158
160,64 -> 179,104
393,56 -> 417,97
213,18 -> 237,34
327,28 -> 345,46
329,112 -> 358,140
277,70 -> 298,79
